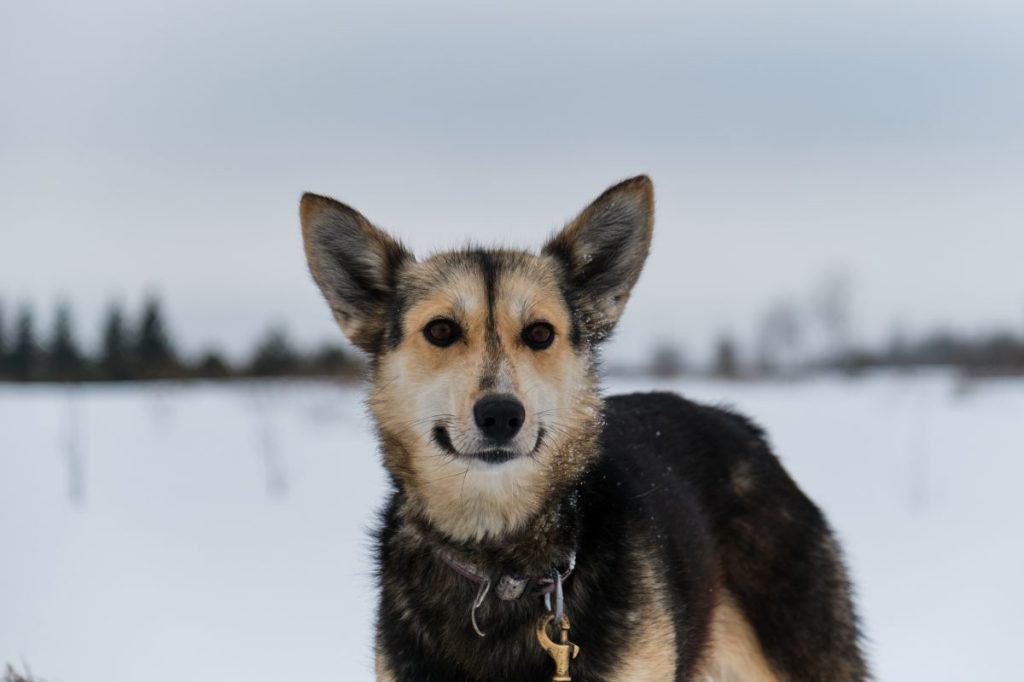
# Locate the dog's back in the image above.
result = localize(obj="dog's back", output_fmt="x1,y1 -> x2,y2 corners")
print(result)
593,392 -> 866,680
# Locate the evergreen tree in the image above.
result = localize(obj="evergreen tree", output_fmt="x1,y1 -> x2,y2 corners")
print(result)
10,306 -> 38,382
48,301 -> 84,381
250,326 -> 298,376
100,303 -> 132,381
135,295 -> 177,378
307,343 -> 359,377
194,350 -> 231,379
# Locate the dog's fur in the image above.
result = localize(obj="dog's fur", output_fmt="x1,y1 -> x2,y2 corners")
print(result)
301,176 -> 869,681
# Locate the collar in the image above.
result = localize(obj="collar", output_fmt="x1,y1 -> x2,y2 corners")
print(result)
437,548 -> 577,601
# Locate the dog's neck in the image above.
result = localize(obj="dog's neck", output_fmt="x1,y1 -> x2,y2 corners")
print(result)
396,482 -> 583,581
379,395 -> 603,582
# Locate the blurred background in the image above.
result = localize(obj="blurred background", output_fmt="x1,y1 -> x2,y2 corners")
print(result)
1,1 -> 1022,680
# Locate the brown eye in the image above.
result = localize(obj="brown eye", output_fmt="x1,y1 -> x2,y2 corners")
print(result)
522,322 -> 555,350
424,319 -> 461,347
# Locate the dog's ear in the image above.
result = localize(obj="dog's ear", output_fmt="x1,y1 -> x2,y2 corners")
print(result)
542,175 -> 654,342
300,193 -> 413,353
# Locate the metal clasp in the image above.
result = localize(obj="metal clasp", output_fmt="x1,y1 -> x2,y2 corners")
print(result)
536,613 -> 580,682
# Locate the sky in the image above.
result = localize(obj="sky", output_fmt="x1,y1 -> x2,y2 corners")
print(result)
2,0 -> 1023,365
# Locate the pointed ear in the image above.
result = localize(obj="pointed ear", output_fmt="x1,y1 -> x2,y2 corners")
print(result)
300,193 -> 413,353
542,175 -> 654,342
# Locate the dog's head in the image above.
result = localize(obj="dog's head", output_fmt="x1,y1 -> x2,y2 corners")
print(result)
301,177 -> 654,541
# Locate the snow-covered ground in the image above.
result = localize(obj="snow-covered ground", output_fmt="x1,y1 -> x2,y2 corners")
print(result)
1,374 -> 1022,681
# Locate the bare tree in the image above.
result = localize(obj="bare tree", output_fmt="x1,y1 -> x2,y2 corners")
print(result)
650,340 -> 685,378
4,663 -> 40,682
813,270 -> 854,367
755,301 -> 803,376
712,335 -> 740,379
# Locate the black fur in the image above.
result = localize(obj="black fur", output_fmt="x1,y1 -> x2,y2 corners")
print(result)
472,249 -> 504,389
376,393 -> 868,681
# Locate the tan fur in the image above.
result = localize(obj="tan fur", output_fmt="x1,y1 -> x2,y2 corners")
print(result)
375,652 -> 396,682
301,179 -> 651,544
607,542 -> 678,682
701,592 -> 783,682
368,255 -> 601,542
731,459 -> 757,497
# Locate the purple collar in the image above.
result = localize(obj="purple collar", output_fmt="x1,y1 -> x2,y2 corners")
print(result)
437,549 -> 576,601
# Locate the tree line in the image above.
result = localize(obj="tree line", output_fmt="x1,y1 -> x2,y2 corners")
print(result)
699,328 -> 1024,379
2,290 -> 1022,384
0,296 -> 361,383
641,272 -> 1024,380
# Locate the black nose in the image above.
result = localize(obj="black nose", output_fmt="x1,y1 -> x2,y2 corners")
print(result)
473,395 -> 525,443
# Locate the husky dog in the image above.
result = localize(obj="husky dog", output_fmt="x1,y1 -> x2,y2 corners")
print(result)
300,177 -> 868,681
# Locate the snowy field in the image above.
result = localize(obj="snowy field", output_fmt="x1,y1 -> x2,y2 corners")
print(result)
1,374 -> 1022,681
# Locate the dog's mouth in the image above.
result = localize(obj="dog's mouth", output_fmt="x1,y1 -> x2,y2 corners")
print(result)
432,425 -> 545,465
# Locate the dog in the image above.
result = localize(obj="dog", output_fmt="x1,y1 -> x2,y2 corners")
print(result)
300,176 -> 868,681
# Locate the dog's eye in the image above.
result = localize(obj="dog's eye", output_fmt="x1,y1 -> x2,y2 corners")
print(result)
522,322 -> 555,350
424,319 -> 461,347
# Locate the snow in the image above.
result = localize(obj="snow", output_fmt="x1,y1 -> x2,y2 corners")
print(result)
1,374 -> 1022,681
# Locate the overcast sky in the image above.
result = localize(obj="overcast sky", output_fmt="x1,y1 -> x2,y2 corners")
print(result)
2,0 -> 1022,364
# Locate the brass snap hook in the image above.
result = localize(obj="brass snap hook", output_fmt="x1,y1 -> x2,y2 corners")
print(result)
536,613 -> 580,682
